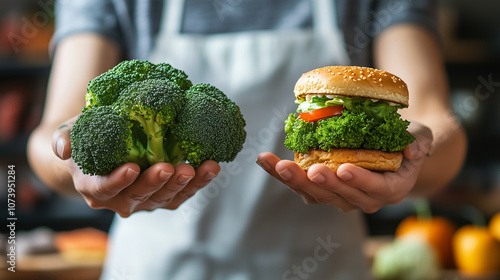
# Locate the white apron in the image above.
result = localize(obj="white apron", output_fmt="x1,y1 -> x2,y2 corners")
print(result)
101,1 -> 371,279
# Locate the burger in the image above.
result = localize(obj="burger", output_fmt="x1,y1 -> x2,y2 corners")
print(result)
284,66 -> 415,172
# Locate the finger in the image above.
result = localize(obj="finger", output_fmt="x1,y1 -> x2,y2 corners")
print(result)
336,163 -> 389,197
52,119 -> 77,160
307,164 -> 374,208
274,160 -> 315,194
257,152 -> 329,203
294,164 -> 358,212
150,163 -> 195,207
120,163 -> 175,205
336,163 -> 411,208
177,160 -> 220,198
257,152 -> 296,187
256,152 -> 283,179
165,161 -> 220,209
257,153 -> 308,193
275,161 -> 356,211
74,163 -> 140,208
274,160 -> 335,205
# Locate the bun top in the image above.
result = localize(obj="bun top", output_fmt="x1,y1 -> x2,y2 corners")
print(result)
294,66 -> 409,106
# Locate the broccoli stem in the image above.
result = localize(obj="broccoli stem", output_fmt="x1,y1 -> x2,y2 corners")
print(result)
164,133 -> 186,166
125,140 -> 149,170
133,114 -> 170,165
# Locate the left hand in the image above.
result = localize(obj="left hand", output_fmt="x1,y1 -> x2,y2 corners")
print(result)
256,122 -> 432,213
52,116 -> 221,217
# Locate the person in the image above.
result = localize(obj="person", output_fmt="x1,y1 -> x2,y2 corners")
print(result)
27,0 -> 467,279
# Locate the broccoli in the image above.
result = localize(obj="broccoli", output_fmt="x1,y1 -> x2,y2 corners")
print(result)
171,83 -> 247,167
284,103 -> 415,153
85,59 -> 192,109
70,106 -> 148,175
284,113 -> 319,154
116,78 -> 185,165
70,60 -> 246,176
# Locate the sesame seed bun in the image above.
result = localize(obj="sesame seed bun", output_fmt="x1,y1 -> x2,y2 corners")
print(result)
294,66 -> 409,106
295,149 -> 403,172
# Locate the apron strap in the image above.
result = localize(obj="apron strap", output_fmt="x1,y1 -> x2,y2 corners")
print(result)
164,0 -> 186,36
312,0 -> 339,35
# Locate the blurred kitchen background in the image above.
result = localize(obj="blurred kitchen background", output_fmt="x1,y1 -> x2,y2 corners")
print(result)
0,0 -> 499,279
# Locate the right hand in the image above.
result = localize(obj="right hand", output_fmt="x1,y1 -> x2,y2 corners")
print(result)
52,117 -> 220,217
257,122 -> 432,213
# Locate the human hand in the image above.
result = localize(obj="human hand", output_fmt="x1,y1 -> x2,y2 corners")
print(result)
256,122 -> 432,213
52,117 -> 220,217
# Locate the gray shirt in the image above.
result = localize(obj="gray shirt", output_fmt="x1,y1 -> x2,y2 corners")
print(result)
51,1 -> 439,278
52,0 -> 438,66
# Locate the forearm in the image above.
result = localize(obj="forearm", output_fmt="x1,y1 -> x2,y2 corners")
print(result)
374,24 -> 467,195
414,120 -> 466,195
28,123 -> 76,194
27,33 -> 121,194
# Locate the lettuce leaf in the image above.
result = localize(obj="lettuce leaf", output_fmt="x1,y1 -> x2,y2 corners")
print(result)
296,96 -> 403,122
296,96 -> 343,113
343,97 -> 403,122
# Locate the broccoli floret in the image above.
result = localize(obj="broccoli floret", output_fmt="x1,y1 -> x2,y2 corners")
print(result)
71,60 -> 247,176
70,106 -> 147,175
117,79 -> 185,165
284,109 -> 414,153
284,114 -> 319,154
149,62 -> 193,90
112,59 -> 155,80
84,59 -> 192,110
171,83 -> 247,168
315,110 -> 369,150
85,72 -> 125,108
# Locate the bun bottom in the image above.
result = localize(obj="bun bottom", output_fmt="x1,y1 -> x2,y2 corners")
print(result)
294,149 -> 403,172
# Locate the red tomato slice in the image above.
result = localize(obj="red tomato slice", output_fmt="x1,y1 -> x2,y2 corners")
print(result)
298,105 -> 344,122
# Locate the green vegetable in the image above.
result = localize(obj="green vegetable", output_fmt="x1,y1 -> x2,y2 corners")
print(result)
296,96 -> 344,112
85,59 -> 192,109
173,84 -> 247,168
116,78 -> 185,165
343,97 -> 403,121
284,97 -> 415,153
70,106 -> 148,175
372,239 -> 440,280
71,60 -> 246,176
284,114 -> 319,154
297,96 -> 403,119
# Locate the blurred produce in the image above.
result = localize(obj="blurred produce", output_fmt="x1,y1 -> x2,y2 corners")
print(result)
54,227 -> 108,264
489,212 -> 500,241
453,225 -> 500,275
0,85 -> 26,142
17,227 -> 57,257
394,200 -> 456,269
372,239 -> 440,280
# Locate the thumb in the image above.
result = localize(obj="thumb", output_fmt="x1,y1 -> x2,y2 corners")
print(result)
52,116 -> 78,160
404,122 -> 432,160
